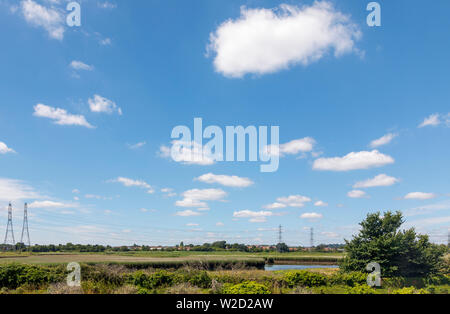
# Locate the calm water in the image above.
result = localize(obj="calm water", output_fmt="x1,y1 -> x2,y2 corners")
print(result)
265,264 -> 339,271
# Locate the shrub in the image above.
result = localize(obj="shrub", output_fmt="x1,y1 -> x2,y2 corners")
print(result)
186,271 -> 212,289
0,264 -> 64,289
222,281 -> 271,294
130,270 -> 175,289
391,287 -> 429,294
346,284 -> 377,294
283,271 -> 327,287
329,272 -> 367,287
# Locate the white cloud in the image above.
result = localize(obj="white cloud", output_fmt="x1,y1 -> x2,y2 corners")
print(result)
233,210 -> 273,223
216,222 -> 224,226
195,173 -> 254,188
0,142 -> 15,154
403,192 -> 436,200
186,223 -> 199,227
353,174 -> 399,189
264,137 -> 315,157
176,188 -> 227,210
369,133 -> 397,148
276,195 -> 311,207
33,104 -> 94,128
111,177 -> 154,194
264,194 -> 311,209
321,231 -> 339,238
99,37 -> 112,45
175,210 -> 202,217
98,1 -> 117,9
128,141 -> 146,150
70,60 -> 93,71
300,212 -> 323,220
314,200 -> 328,207
88,94 -> 122,115
207,2 -> 361,78
347,190 -> 367,198
419,114 -> 441,128
263,202 -> 287,210
28,200 -> 75,209
160,141 -> 217,166
313,150 -> 394,171
404,200 -> 450,217
20,0 -> 65,40
0,178 -> 42,201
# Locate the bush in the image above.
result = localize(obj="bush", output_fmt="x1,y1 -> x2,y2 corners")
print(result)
391,287 -> 429,294
186,271 -> 212,289
222,281 -> 271,294
130,270 -> 175,289
283,271 -> 327,287
329,272 -> 367,287
346,284 -> 377,294
0,264 -> 64,289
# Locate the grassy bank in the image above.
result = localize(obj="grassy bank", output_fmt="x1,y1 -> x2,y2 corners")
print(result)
0,263 -> 448,294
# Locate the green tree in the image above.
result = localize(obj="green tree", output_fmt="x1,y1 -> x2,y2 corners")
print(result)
276,242 -> 289,253
341,211 -> 446,277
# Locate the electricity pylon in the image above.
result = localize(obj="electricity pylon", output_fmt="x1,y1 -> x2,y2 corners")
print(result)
3,203 -> 15,245
20,203 -> 31,247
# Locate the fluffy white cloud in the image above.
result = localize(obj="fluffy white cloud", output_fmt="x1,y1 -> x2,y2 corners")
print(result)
175,210 -> 202,217
313,150 -> 394,171
419,114 -> 441,128
176,188 -> 227,210
264,137 -> 315,157
347,190 -> 367,198
111,177 -> 154,194
369,133 -> 397,148
233,210 -> 273,223
0,178 -> 42,201
33,104 -> 94,128
208,2 -> 361,78
20,0 -> 65,40
403,192 -> 436,200
314,200 -> 328,207
0,142 -> 15,154
264,194 -> 311,209
300,212 -> 323,220
353,174 -> 399,189
88,94 -> 122,115
216,222 -> 225,226
70,60 -> 94,71
195,173 -> 254,188
263,202 -> 287,210
160,141 -> 217,166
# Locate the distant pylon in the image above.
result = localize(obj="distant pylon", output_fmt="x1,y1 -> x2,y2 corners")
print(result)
310,227 -> 314,248
278,225 -> 282,244
20,203 -> 31,247
3,203 -> 15,245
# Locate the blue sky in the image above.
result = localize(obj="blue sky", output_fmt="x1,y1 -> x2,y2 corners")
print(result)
0,0 -> 449,246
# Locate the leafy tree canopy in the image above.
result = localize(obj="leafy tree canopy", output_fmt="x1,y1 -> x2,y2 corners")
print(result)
341,211 -> 447,277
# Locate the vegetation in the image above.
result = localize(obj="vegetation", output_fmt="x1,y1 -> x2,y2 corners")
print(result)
341,211 -> 447,277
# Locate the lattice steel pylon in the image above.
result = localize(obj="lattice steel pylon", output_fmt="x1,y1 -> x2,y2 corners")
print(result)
20,203 -> 30,247
3,203 -> 15,245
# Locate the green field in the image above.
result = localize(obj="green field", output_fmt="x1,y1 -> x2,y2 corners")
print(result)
0,251 -> 343,267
